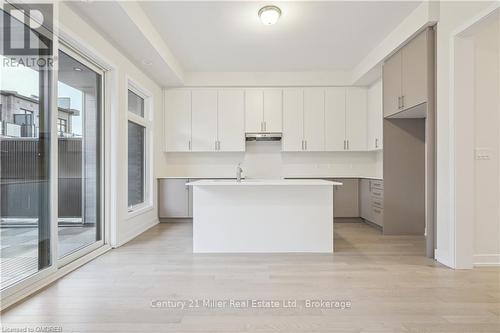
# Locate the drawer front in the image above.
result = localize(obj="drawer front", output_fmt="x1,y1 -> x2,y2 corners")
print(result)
372,198 -> 383,209
370,180 -> 384,190
371,188 -> 384,199
372,206 -> 383,226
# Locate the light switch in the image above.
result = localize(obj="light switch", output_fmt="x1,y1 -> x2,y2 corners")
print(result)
475,148 -> 493,160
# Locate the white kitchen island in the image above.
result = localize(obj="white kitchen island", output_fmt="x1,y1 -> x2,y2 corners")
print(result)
187,179 -> 341,253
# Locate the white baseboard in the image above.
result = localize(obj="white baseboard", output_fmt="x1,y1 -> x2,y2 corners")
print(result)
1,245 -> 111,311
435,248 -> 455,268
474,254 -> 500,267
115,218 -> 159,248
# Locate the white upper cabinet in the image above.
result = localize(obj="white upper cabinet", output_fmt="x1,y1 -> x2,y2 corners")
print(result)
282,89 -> 304,152
325,87 -> 346,151
218,89 -> 245,152
165,88 -> 245,152
345,87 -> 368,151
263,89 -> 283,132
245,88 -> 282,133
245,89 -> 263,133
191,89 -> 218,152
367,80 -> 383,150
165,89 -> 191,152
303,88 -> 325,151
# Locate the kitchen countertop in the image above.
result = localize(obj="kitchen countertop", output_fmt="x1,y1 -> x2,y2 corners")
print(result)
187,179 -> 342,186
158,176 -> 382,180
285,176 -> 383,180
157,176 -> 239,179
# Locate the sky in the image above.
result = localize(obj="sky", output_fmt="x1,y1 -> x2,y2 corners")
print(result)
1,55 -> 83,136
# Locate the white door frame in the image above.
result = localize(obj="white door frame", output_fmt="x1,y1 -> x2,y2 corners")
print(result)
448,3 -> 500,269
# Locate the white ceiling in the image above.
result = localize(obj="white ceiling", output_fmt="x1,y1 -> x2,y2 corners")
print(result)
139,1 -> 421,72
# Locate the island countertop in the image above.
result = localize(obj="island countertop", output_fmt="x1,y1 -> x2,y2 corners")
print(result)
187,179 -> 342,186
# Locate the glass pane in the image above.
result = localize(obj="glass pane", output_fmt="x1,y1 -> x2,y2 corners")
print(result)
128,90 -> 144,117
128,122 -> 145,207
0,10 -> 52,289
57,50 -> 102,258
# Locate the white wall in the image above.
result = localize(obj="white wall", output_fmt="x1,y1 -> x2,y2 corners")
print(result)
161,143 -> 380,179
435,1 -> 498,268
472,15 -> 500,264
60,3 -> 164,246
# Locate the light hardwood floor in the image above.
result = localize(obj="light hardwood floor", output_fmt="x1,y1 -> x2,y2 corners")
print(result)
2,222 -> 499,332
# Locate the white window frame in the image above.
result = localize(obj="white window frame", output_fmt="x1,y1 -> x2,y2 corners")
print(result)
126,77 -> 153,217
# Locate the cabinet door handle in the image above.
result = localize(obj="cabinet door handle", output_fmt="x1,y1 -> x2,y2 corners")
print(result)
301,140 -> 304,151
401,95 -> 405,108
398,96 -> 401,109
347,140 -> 349,150
217,141 -> 220,150
343,140 -> 346,150
304,140 -> 307,150
264,121 -> 266,132
375,138 -> 378,148
188,140 -> 191,150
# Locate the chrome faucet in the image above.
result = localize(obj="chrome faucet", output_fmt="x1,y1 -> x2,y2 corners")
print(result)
236,163 -> 243,182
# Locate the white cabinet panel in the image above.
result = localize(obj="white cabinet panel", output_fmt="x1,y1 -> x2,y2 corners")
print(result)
191,89 -> 218,151
159,179 -> 190,218
367,80 -> 383,150
303,88 -> 325,151
282,89 -> 304,152
346,87 -> 367,151
218,89 -> 245,152
165,89 -> 191,152
263,88 -> 283,132
325,87 -> 346,151
245,89 -> 263,133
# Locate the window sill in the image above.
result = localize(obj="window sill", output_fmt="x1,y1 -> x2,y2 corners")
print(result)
127,203 -> 154,220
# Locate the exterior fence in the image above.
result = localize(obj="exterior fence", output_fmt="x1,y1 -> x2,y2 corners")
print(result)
0,137 -> 83,219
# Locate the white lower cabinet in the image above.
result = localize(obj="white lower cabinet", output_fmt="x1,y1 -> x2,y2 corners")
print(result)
159,179 -> 191,218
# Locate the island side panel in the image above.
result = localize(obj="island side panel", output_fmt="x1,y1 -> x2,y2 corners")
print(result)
192,185 -> 334,253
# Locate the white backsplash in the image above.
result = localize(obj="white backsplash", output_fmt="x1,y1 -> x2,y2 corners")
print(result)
161,141 -> 382,179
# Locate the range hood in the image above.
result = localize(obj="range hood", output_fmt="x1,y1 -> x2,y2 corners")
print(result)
245,132 -> 282,141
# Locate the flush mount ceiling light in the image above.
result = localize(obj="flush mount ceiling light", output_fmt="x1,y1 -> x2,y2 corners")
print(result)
142,59 -> 153,66
73,67 -> 83,71
258,5 -> 281,25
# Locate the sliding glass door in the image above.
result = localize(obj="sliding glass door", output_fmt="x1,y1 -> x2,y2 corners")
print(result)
0,8 -> 53,289
57,46 -> 104,261
1,5 -> 105,293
